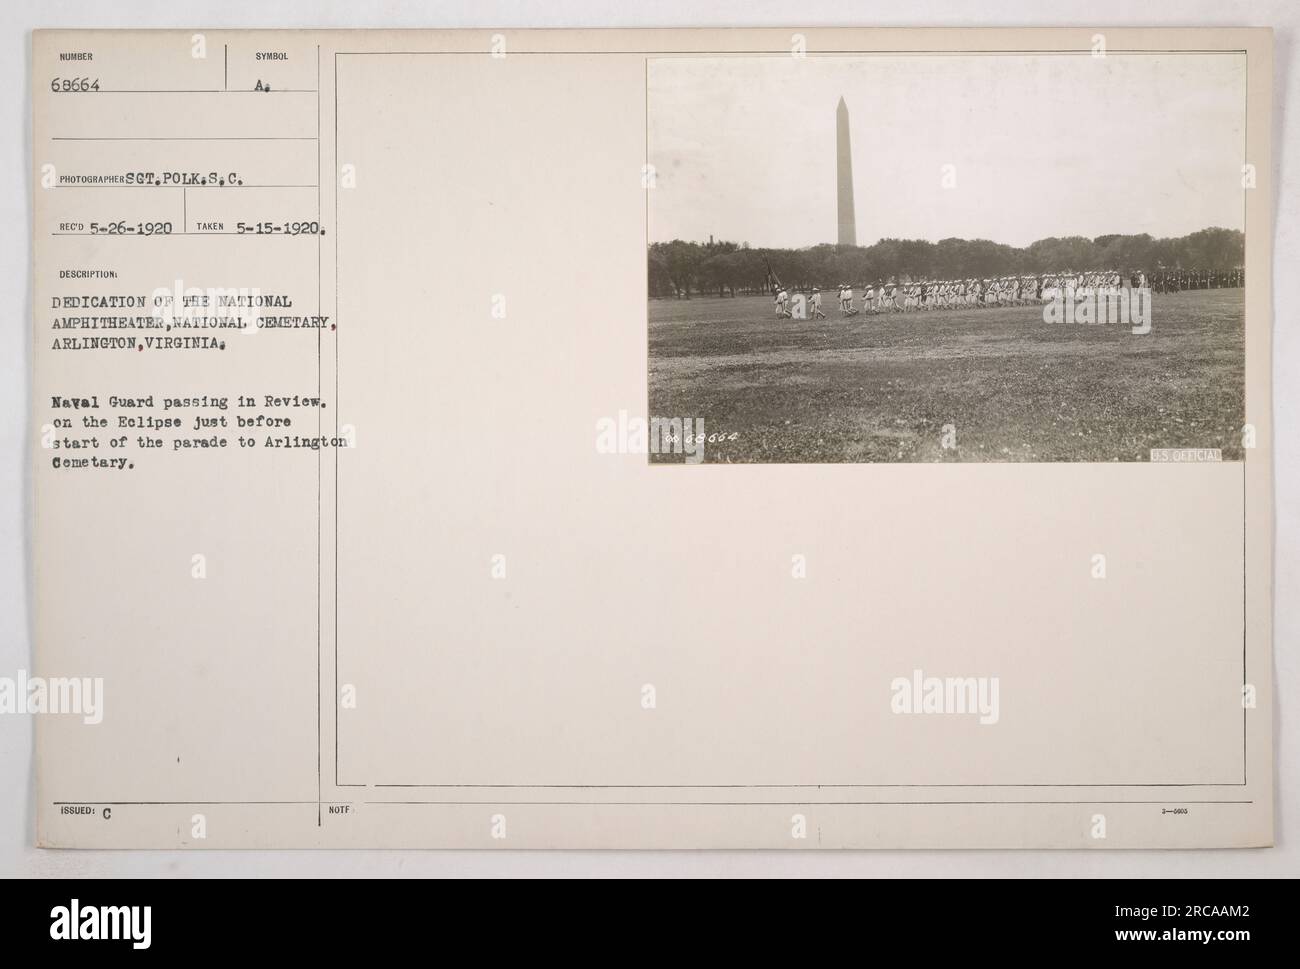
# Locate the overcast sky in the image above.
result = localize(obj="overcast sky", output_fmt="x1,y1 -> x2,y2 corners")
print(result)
648,53 -> 1246,248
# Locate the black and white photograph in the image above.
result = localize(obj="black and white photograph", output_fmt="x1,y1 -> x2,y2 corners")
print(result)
1,0 -> 1295,936
647,53 -> 1248,463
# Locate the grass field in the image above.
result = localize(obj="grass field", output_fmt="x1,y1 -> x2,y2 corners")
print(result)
647,289 -> 1245,463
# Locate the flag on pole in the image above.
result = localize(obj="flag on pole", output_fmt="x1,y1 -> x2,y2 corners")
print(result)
762,256 -> 783,294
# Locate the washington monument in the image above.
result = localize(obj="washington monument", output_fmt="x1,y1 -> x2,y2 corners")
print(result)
836,96 -> 856,246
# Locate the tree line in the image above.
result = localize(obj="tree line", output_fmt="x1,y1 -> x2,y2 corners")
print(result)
648,228 -> 1245,298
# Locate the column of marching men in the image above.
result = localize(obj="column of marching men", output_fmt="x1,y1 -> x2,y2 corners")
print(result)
771,267 -> 1244,318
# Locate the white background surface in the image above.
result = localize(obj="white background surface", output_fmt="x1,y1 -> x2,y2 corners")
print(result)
2,0 -> 1296,877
